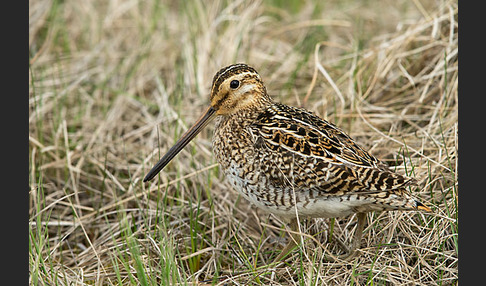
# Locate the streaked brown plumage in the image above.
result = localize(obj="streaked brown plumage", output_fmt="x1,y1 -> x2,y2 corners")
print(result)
144,63 -> 431,262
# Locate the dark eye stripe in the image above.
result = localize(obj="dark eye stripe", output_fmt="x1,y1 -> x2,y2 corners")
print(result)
214,91 -> 229,109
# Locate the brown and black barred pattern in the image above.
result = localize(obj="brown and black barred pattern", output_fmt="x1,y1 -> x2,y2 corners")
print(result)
251,103 -> 417,193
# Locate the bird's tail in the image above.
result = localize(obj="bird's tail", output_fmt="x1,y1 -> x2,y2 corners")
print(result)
415,200 -> 432,212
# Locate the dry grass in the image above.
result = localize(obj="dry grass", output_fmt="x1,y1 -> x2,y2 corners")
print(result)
29,0 -> 458,285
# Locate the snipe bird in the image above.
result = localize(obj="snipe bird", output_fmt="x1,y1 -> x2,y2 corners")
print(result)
144,63 -> 431,262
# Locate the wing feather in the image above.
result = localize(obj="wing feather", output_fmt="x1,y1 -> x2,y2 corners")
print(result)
250,103 -> 415,194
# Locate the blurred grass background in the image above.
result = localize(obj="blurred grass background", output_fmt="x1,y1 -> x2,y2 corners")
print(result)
29,0 -> 457,285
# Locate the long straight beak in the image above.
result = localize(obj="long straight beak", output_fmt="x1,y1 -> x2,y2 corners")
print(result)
143,106 -> 217,182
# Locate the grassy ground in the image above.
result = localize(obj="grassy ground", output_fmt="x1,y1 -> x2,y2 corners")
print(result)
29,0 -> 457,285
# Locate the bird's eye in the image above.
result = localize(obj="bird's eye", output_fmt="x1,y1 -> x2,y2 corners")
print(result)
230,80 -> 240,89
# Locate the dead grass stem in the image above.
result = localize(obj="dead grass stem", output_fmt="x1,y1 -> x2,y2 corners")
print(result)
30,0 -> 457,285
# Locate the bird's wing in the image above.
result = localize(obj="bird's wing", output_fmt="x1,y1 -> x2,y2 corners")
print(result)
250,103 -> 416,194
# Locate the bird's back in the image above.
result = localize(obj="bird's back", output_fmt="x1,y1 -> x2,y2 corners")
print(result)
212,102 -> 428,218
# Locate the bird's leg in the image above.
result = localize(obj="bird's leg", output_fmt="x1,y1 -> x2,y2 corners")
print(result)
273,213 -> 367,262
273,218 -> 300,262
351,212 -> 366,254
325,213 -> 367,261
